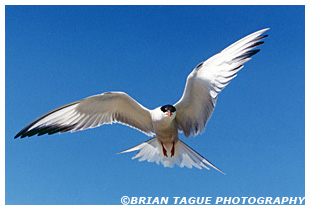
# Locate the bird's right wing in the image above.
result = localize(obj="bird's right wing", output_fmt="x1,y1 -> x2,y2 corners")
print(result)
15,92 -> 155,138
174,28 -> 269,138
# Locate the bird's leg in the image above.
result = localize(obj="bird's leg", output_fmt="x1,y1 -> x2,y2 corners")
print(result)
161,142 -> 168,157
171,142 -> 175,157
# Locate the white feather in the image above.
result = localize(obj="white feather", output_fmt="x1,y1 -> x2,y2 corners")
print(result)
120,138 -> 225,173
15,92 -> 155,138
174,28 -> 269,137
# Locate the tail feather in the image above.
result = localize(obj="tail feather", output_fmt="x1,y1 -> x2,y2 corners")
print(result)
119,138 -> 225,174
119,138 -> 161,164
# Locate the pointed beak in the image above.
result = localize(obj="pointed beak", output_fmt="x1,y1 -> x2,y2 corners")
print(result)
166,111 -> 172,117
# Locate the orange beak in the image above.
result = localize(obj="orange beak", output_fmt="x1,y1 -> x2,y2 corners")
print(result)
166,111 -> 172,117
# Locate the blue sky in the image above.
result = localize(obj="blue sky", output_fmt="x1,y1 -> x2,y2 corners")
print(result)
5,5 -> 305,205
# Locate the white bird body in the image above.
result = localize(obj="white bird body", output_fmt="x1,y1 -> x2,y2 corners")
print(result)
150,107 -> 178,143
15,28 -> 269,173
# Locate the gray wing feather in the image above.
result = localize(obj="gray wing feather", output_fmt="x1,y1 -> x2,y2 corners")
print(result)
15,92 -> 155,138
174,28 -> 269,137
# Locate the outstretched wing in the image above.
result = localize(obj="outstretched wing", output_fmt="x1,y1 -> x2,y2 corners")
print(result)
174,28 -> 269,138
15,92 -> 155,138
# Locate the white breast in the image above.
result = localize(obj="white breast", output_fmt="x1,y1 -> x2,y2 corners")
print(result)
150,107 -> 178,143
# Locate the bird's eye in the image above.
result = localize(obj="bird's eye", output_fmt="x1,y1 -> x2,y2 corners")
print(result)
160,105 -> 176,113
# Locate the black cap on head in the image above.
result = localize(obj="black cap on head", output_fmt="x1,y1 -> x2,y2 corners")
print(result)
160,105 -> 176,113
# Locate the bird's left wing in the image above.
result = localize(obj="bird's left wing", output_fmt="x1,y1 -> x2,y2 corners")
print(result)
15,91 -> 155,138
174,28 -> 269,138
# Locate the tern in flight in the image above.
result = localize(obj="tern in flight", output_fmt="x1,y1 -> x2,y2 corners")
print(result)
15,28 -> 269,173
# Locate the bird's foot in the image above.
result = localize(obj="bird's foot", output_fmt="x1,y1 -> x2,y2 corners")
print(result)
171,142 -> 175,157
161,142 -> 168,157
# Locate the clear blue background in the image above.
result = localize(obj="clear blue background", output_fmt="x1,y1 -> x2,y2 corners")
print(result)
5,5 -> 305,204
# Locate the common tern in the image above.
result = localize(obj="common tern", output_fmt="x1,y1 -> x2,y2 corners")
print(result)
15,28 -> 269,173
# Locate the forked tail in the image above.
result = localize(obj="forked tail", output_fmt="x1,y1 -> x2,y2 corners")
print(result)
119,138 -> 225,174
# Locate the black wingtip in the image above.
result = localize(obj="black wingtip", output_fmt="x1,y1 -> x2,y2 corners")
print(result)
14,131 -> 23,139
262,34 -> 268,39
248,49 -> 260,57
14,123 -> 78,139
235,49 -> 260,61
248,41 -> 264,49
